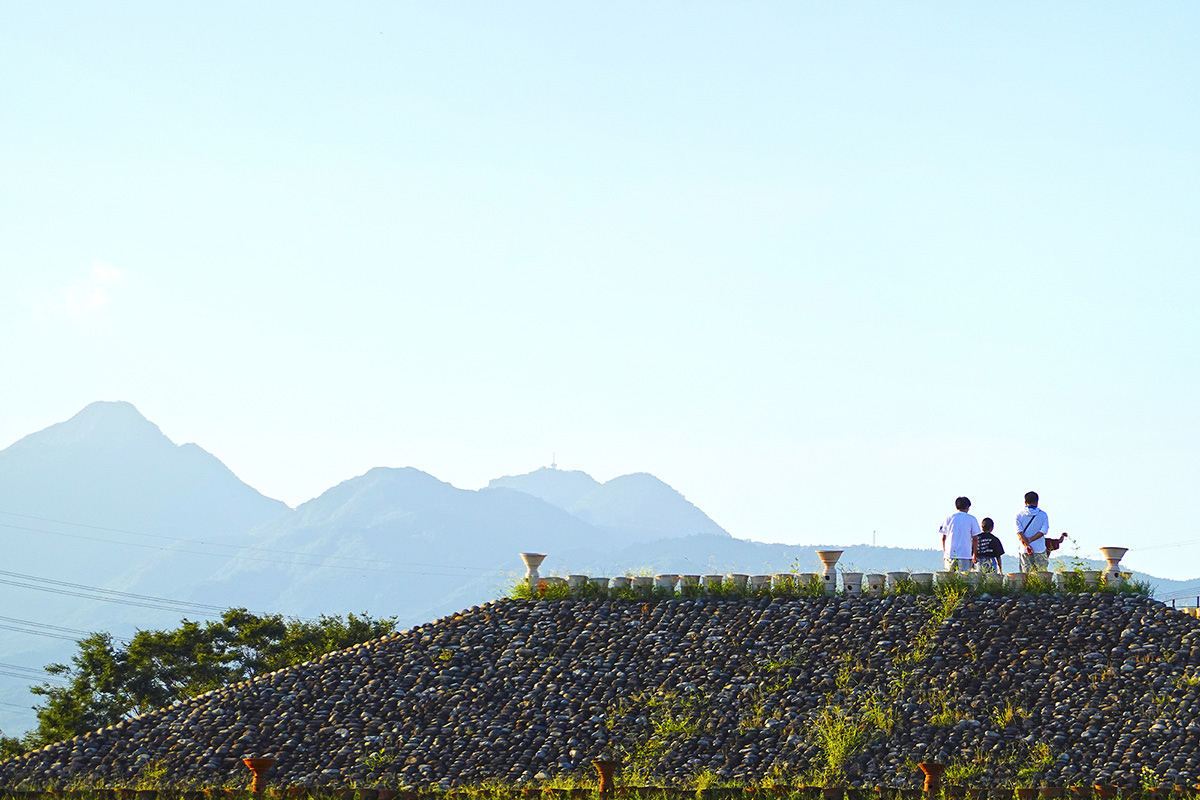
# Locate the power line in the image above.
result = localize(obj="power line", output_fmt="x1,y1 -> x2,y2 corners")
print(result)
0,577 -> 227,617
0,519 -> 510,578
0,568 -> 403,632
0,700 -> 35,710
0,569 -> 228,615
0,624 -> 87,642
0,671 -> 64,686
0,663 -> 59,679
0,510 -> 507,574
0,613 -> 131,644
0,615 -> 96,637
1158,585 -> 1200,601
1136,539 -> 1200,552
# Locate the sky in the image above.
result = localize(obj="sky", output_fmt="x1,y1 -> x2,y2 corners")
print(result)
2,3 -> 1199,581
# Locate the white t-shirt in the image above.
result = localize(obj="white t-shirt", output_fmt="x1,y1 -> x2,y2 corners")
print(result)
940,511 -> 981,559
1015,506 -> 1050,554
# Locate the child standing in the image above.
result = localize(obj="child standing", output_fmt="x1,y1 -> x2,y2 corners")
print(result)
975,517 -> 1005,573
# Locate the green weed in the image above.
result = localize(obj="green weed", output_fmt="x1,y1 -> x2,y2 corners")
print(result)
928,696 -> 967,727
860,694 -> 896,735
132,759 -> 170,790
807,706 -> 868,784
605,690 -> 707,783
1176,671 -> 1200,688
1022,572 -> 1056,594
1014,741 -> 1054,786
943,748 -> 987,784
360,749 -> 396,770
990,699 -> 1029,728
509,580 -> 573,600
897,587 -> 965,669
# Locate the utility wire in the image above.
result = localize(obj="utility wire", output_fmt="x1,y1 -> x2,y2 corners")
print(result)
0,578 -> 226,617
0,569 -> 228,613
0,510 -> 507,574
0,568 -> 406,632
0,624 -> 87,642
0,663 -> 59,679
0,520 -> 509,579
1135,539 -> 1200,552
0,700 -> 35,710
0,670 -> 64,686
0,613 -> 131,644
1158,585 -> 1200,601
0,615 -> 96,637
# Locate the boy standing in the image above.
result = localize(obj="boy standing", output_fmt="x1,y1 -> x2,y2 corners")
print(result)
975,517 -> 1004,573
940,496 -> 981,572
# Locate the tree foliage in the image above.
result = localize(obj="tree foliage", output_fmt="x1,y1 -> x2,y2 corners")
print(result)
7,608 -> 396,755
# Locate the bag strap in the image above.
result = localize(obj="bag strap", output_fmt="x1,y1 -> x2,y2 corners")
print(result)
1018,511 -> 1043,574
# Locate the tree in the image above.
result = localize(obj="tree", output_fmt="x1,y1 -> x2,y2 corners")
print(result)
16,608 -> 396,752
1,732 -> 29,760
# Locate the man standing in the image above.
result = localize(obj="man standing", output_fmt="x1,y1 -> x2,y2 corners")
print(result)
1015,490 -> 1050,572
940,496 -> 981,572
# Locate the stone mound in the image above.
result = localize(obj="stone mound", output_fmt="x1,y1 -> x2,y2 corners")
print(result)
2,593 -> 1199,789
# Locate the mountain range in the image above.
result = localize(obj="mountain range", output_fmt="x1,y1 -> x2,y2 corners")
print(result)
1,401 -> 1195,739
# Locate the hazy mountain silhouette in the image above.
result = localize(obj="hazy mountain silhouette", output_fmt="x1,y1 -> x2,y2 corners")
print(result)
489,467 -> 730,541
0,400 -> 288,610
197,466 -> 599,621
488,467 -> 599,509
0,402 -> 290,736
1,402 -> 1195,741
0,401 -> 287,555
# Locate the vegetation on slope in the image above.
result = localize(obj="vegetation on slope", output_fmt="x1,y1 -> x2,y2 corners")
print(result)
2,584 -> 1195,791
0,609 -> 396,759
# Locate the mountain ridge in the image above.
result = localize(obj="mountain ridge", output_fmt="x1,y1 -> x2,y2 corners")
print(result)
1,401 -> 1197,742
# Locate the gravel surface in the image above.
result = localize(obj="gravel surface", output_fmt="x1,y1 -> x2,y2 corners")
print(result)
2,593 -> 1198,789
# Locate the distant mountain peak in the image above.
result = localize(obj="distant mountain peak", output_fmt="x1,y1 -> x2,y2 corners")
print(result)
5,400 -> 169,453
0,401 -> 287,540
566,472 -> 730,539
487,467 -> 729,541
77,399 -> 143,416
487,467 -> 600,510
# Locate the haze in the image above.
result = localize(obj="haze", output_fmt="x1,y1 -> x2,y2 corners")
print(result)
2,4 -> 1198,580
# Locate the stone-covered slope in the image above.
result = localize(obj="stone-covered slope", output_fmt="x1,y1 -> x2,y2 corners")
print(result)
3,593 -> 1199,789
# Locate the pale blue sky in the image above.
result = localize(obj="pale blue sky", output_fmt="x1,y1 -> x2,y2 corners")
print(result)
2,3 -> 1198,579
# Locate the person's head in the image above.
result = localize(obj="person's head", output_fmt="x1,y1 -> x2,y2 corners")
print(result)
981,517 -> 994,532
955,496 -> 971,512
1024,491 -> 1039,507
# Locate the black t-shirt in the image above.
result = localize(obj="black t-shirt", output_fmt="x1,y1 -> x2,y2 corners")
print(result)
976,531 -> 1005,559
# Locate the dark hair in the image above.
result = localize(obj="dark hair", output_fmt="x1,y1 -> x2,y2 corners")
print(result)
1025,491 -> 1039,506
955,496 -> 971,511
981,517 -> 994,532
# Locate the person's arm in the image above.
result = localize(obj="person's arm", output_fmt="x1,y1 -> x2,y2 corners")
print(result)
1017,512 -> 1039,548
1027,512 -> 1049,543
1018,527 -> 1034,553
